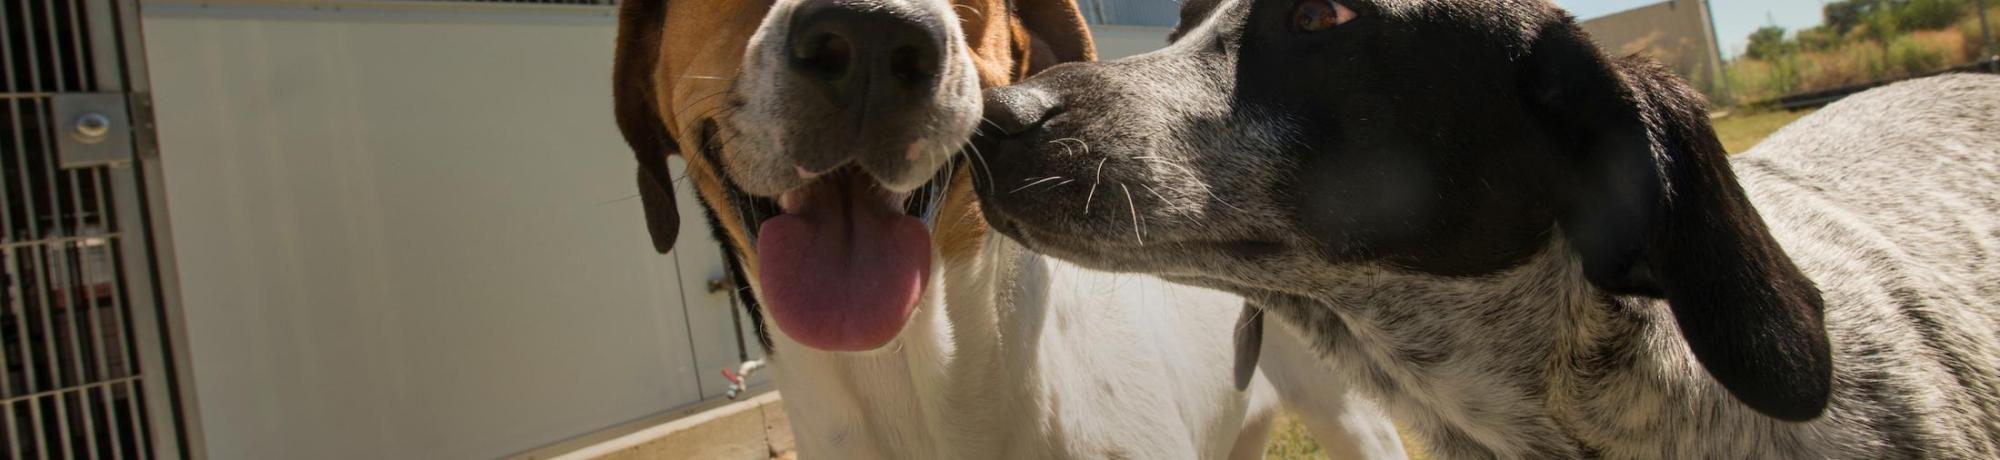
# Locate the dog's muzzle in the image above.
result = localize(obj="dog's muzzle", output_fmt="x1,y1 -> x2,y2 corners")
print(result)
781,0 -> 951,178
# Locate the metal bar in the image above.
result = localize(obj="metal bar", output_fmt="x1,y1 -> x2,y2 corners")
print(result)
103,168 -> 152,460
82,170 -> 122,460
84,169 -> 123,460
0,235 -> 122,252
39,0 -> 64,93
29,95 -> 82,460
83,0 -> 121,93
62,170 -> 102,460
95,387 -> 123,460
4,99 -> 54,460
1,25 -> 31,460
117,380 -> 145,460
0,94 -> 63,100
66,0 -> 92,92
121,380 -> 145,460
108,171 -> 166,460
67,391 -> 96,460
18,0 -> 47,94
108,0 -> 193,454
0,377 -> 138,408
5,401 -> 21,460
0,70 -> 19,407
32,238 -> 80,460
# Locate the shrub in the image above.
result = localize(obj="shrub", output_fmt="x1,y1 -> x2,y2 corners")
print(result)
1897,0 -> 1971,30
1958,6 -> 2000,60
1797,27 -> 1842,51
1886,34 -> 1950,73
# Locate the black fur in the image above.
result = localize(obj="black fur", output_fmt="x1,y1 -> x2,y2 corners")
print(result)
1524,23 -> 1832,421
974,0 -> 1835,428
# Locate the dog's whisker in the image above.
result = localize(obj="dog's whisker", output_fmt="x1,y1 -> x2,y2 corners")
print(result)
1010,176 -> 1064,194
1121,183 -> 1144,245
1083,157 -> 1108,215
672,90 -> 734,124
597,194 -> 643,205
1049,138 -> 1091,157
953,4 -> 984,19
1129,155 -> 1248,212
1139,183 -> 1176,212
963,141 -> 998,194
679,75 -> 735,81
1051,139 -> 1075,157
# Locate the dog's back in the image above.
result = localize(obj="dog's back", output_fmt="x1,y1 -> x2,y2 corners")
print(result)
1733,74 -> 2000,455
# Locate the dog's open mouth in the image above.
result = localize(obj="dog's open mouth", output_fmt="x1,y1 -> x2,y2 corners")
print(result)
755,166 -> 933,352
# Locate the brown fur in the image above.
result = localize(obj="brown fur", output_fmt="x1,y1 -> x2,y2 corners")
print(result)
620,0 -> 1090,268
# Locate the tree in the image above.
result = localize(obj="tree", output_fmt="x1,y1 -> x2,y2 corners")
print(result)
1825,0 -> 1877,34
1746,26 -> 1790,60
1897,0 -> 1970,30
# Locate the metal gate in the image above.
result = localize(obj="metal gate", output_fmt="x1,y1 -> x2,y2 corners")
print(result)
2,0 -> 190,459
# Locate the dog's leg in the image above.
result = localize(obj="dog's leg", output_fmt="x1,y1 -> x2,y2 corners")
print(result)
1260,322 -> 1409,460
1229,373 -> 1279,460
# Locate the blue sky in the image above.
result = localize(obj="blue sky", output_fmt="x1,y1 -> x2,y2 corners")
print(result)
1556,0 -> 1829,58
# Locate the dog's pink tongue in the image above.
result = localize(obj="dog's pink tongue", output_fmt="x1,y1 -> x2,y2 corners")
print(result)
756,182 -> 930,352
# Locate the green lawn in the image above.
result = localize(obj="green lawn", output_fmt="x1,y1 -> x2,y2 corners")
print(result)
1262,107 -> 1815,460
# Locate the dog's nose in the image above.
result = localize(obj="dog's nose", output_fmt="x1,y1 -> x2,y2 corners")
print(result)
982,86 -> 1056,135
788,0 -> 946,108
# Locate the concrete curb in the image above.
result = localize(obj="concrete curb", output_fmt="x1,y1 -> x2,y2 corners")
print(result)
556,393 -> 795,460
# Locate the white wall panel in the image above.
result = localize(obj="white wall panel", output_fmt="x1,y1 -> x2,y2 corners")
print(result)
141,9 -> 734,459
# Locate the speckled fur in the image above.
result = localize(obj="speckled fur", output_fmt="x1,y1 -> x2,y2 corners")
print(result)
973,0 -> 2000,454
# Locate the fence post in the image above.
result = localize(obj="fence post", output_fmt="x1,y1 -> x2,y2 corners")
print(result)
1978,0 -> 1998,71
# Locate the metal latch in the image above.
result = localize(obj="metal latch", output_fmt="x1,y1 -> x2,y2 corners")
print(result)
52,93 -> 132,168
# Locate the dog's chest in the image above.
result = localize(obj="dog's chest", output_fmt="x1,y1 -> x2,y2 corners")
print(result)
1254,268 -> 1594,457
1257,258 -> 1783,458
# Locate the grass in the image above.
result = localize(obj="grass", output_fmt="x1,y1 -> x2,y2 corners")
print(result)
1264,412 -> 1431,460
1264,412 -> 1332,459
1261,107 -> 1814,459
1714,109 -> 1819,154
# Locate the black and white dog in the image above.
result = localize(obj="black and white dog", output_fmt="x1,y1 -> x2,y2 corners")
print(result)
971,0 -> 2000,457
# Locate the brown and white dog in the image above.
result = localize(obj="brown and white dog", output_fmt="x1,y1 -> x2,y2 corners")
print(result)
612,0 -> 1405,458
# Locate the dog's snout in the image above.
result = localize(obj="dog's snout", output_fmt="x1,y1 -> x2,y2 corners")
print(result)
788,1 -> 946,107
982,86 -> 1056,135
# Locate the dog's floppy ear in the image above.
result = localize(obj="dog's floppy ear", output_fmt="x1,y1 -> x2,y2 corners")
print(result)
1013,0 -> 1097,73
1523,21 -> 1832,422
615,0 -> 682,254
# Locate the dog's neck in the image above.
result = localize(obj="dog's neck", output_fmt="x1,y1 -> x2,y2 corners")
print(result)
763,235 -> 1049,458
1250,238 -> 1706,458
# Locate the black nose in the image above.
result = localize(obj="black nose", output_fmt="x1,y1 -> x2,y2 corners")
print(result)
788,0 -> 946,108
981,85 -> 1056,135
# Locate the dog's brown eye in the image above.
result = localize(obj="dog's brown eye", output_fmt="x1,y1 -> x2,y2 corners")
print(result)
1292,0 -> 1354,32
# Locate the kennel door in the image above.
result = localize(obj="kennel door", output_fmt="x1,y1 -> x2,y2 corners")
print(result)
2,0 -> 195,459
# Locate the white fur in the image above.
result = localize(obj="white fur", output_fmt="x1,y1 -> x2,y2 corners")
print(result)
709,0 -> 1409,457
758,234 -> 1407,459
